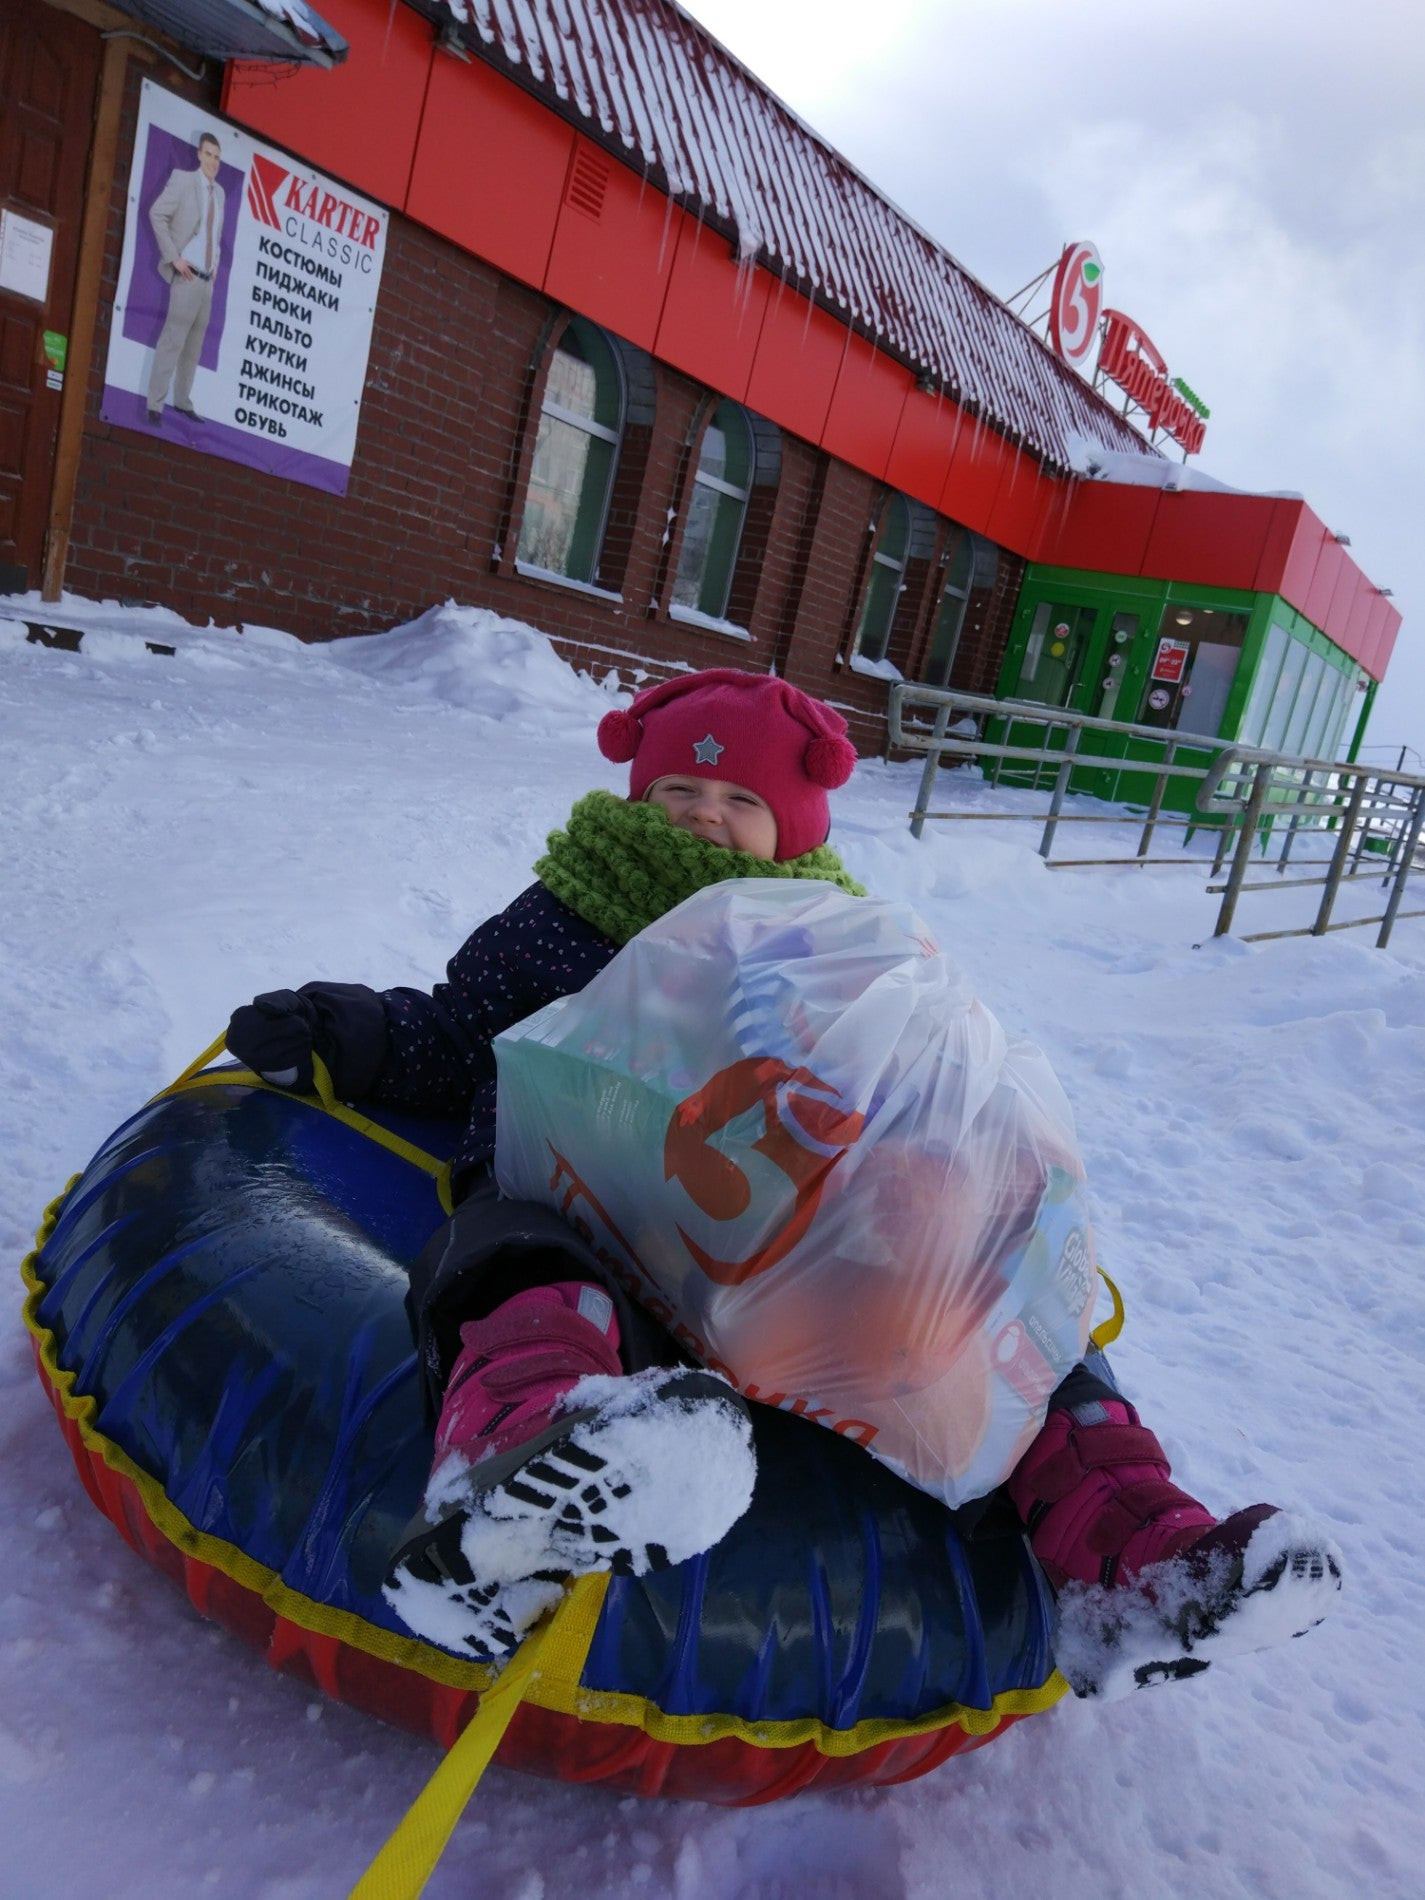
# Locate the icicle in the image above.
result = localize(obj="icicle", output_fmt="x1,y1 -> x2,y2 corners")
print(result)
656,180 -> 676,275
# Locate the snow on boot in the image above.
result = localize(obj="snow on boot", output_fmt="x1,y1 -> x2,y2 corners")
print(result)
1009,1398 -> 1341,1698
1053,1505 -> 1343,1701
383,1282 -> 757,1661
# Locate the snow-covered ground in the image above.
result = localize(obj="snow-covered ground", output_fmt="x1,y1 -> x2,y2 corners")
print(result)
2,597 -> 1422,1900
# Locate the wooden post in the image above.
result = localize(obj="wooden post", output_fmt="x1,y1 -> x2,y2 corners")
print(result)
41,30 -> 129,602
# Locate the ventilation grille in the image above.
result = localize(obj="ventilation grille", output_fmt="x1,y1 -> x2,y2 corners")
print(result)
565,148 -> 610,220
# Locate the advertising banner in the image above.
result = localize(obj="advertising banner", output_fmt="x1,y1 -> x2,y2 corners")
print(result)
101,81 -> 388,496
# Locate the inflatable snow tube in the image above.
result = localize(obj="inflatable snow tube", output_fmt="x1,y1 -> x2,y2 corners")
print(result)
21,1069 -> 1071,1804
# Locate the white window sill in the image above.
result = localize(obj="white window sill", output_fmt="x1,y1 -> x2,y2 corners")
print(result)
667,603 -> 752,642
514,561 -> 624,605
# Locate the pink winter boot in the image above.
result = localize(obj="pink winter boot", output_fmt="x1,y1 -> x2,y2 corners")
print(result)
383,1282 -> 756,1660
1010,1394 -> 1342,1698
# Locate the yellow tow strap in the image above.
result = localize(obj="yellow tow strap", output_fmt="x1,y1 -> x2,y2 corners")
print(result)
348,1573 -> 606,1900
158,1033 -> 341,1113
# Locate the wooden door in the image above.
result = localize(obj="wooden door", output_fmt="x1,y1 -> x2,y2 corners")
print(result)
0,0 -> 99,592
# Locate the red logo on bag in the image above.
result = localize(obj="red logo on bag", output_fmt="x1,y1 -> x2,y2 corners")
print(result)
664,1057 -> 864,1286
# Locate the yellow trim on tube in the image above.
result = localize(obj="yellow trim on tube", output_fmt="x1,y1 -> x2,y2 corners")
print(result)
1091,1266 -> 1126,1348
166,1055 -> 454,1212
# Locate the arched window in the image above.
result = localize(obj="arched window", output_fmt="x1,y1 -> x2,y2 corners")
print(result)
853,492 -> 911,664
921,530 -> 974,686
920,529 -> 997,686
516,318 -> 623,584
672,401 -> 753,622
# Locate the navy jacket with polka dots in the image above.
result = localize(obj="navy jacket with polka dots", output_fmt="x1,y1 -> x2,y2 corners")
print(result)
298,882 -> 618,1197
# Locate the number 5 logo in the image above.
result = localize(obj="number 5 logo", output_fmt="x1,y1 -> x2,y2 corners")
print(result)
664,1057 -> 864,1286
1049,241 -> 1104,370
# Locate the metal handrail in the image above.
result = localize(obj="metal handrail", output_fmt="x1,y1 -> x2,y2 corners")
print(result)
890,684 -> 1231,862
889,683 -> 1425,949
1200,753 -> 1425,948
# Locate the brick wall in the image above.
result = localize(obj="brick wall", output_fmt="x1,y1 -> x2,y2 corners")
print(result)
63,52 -> 1026,756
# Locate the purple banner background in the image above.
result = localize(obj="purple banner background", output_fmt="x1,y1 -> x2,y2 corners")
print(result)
122,126 -> 244,372
99,386 -> 350,496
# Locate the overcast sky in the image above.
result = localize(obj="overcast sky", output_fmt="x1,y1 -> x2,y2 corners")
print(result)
681,0 -> 1424,756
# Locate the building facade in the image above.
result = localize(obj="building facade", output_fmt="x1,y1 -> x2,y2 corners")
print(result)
3,0 -> 1402,757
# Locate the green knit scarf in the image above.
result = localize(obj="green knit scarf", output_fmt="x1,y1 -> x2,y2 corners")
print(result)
534,791 -> 866,946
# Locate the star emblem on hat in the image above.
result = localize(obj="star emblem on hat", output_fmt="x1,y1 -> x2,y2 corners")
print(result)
692,733 -> 725,765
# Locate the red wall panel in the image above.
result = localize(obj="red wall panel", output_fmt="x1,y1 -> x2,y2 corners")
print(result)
744,282 -> 846,441
1303,528 -> 1343,633
1033,478 -> 1159,573
653,211 -> 770,404
1325,563 -> 1366,659
1250,499 -> 1304,595
543,135 -> 674,351
406,53 -> 570,291
1367,590 -> 1401,677
1277,503 -> 1326,618
223,0 -> 431,209
1352,585 -> 1383,668
1140,491 -> 1275,590
937,409 -> 1011,531
821,331 -> 910,482
1372,601 -> 1403,679
884,385 -> 963,515
985,453 -> 1061,556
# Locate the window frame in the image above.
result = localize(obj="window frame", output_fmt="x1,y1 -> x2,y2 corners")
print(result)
670,399 -> 755,626
852,492 -> 912,667
514,316 -> 626,589
920,528 -> 975,687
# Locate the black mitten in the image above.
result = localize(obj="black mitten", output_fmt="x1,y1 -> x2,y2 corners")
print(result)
225,989 -> 320,1091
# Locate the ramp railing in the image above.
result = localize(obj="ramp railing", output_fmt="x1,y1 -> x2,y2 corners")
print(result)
1198,750 -> 1425,948
888,683 -> 1425,949
889,684 -> 1227,864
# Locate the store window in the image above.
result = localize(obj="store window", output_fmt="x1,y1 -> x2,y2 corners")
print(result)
1285,652 -> 1329,754
1317,668 -> 1357,757
671,401 -> 753,622
1302,664 -> 1338,757
1238,622 -> 1289,745
1261,638 -> 1308,750
1242,620 -> 1358,758
853,493 -> 911,665
1136,604 -> 1247,737
516,318 -> 624,584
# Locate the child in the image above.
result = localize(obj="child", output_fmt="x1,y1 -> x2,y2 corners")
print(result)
226,668 -> 1340,1694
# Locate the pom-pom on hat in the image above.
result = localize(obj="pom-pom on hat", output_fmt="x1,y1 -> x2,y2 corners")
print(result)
597,668 -> 858,861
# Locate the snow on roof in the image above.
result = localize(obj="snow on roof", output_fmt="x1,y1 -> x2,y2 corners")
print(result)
418,0 -> 1159,473
1061,435 -> 1303,499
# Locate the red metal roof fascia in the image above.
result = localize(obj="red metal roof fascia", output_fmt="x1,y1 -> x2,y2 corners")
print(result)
1040,482 -> 1397,677
1371,600 -> 1403,682
1341,581 -> 1398,682
414,0 -> 1157,472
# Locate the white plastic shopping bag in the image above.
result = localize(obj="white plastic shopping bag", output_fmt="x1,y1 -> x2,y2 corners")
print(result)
494,881 -> 1097,1508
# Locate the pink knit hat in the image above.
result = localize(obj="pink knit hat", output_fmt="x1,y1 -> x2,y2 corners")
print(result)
597,668 -> 858,861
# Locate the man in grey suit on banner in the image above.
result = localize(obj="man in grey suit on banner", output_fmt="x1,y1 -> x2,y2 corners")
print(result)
146,130 -> 226,424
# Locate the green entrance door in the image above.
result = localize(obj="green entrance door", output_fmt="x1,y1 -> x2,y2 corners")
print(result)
1069,611 -> 1141,799
1011,600 -> 1098,706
